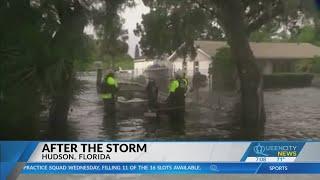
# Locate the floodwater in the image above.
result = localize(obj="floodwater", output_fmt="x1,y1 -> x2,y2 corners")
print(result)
42,72 -> 320,140
264,87 -> 320,140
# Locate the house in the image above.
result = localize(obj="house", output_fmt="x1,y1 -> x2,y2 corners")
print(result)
167,41 -> 320,77
133,56 -> 155,77
133,56 -> 171,78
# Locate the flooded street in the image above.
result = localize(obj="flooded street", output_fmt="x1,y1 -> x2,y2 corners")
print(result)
264,87 -> 320,140
45,72 -> 320,140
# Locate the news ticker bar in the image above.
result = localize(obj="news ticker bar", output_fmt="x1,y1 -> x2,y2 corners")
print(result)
21,162 -> 320,174
1,141 -> 320,179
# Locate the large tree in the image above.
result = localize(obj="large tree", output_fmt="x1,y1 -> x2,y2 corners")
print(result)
215,0 -> 266,138
137,0 -> 294,138
45,0 -> 89,125
0,0 -> 46,139
93,0 -> 131,68
0,0 -> 132,139
0,0 -> 94,138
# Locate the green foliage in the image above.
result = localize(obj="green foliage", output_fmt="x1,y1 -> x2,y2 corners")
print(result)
136,0 -> 293,59
74,35 -> 99,71
0,0 -> 131,139
0,1 -> 47,138
212,48 -> 237,90
249,21 -> 283,42
101,54 -> 133,70
263,73 -> 314,88
311,57 -> 320,73
250,31 -> 272,42
94,1 -> 129,64
135,2 -> 210,58
213,48 -> 235,73
289,24 -> 320,74
295,59 -> 314,72
296,56 -> 320,73
292,26 -> 317,43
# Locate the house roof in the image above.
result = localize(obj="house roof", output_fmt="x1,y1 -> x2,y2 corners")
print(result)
194,41 -> 320,60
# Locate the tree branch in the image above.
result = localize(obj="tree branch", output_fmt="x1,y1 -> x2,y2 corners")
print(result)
194,0 -> 226,33
246,1 -> 284,34
194,0 -> 217,18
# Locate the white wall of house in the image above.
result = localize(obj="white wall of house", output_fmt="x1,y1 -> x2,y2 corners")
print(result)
171,58 -> 183,74
198,59 -> 211,76
133,59 -> 155,77
171,49 -> 212,77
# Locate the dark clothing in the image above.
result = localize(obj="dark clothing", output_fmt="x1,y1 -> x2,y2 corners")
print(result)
180,78 -> 188,94
103,98 -> 116,115
146,81 -> 158,110
174,78 -> 186,109
167,77 -> 186,131
169,110 -> 185,134
167,78 -> 186,109
192,72 -> 207,90
167,80 -> 179,110
101,75 -> 118,100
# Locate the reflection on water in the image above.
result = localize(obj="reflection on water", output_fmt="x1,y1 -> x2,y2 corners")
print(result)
38,73 -> 320,140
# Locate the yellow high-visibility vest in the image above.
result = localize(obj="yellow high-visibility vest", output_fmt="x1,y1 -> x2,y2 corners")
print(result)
169,80 -> 179,93
106,76 -> 118,87
101,93 -> 112,99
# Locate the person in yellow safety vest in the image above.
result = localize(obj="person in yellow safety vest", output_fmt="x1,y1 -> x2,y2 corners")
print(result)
179,72 -> 188,111
169,78 -> 179,94
181,72 -> 189,94
167,73 -> 186,134
101,72 -> 118,114
167,72 -> 185,111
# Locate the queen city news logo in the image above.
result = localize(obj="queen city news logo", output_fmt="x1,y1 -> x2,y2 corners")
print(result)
253,143 -> 298,157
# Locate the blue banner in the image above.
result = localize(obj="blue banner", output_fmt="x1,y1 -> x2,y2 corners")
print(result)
1,141 -> 320,179
0,141 -> 38,180
21,162 -> 320,174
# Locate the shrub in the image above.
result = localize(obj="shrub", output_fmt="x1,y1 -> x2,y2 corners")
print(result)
311,56 -> 320,73
295,56 -> 320,73
263,73 -> 314,89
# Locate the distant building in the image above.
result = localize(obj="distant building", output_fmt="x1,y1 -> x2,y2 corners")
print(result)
168,41 -> 320,77
133,55 -> 171,78
133,56 -> 154,77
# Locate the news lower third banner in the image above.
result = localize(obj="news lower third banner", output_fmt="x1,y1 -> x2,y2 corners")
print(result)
1,141 -> 320,179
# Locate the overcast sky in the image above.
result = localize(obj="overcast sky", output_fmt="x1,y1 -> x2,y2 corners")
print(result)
85,0 -> 149,58
120,0 -> 149,57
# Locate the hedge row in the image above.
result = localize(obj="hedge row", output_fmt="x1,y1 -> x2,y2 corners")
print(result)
263,73 -> 314,89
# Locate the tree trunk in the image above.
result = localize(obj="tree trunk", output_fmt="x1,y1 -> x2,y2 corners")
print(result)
48,0 -> 87,126
48,75 -> 74,125
217,0 -> 266,139
48,91 -> 72,139
48,94 -> 70,123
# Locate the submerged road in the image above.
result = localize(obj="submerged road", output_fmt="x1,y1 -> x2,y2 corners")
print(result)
42,72 -> 320,140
